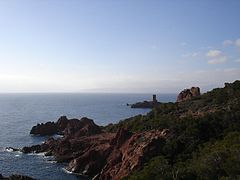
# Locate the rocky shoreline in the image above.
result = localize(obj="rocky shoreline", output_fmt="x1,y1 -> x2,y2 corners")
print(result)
16,87 -> 199,179
5,81 -> 240,179
0,174 -> 35,180
20,116 -> 169,179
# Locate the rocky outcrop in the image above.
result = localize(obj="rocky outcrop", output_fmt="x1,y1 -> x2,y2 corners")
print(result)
129,95 -> 161,108
177,87 -> 200,102
95,130 -> 167,180
30,116 -> 102,136
22,145 -> 42,154
0,174 -> 36,180
23,117 -> 169,179
30,121 -> 58,136
130,101 -> 157,108
63,117 -> 102,137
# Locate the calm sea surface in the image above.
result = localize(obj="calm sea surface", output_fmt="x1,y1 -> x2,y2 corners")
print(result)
0,93 -> 176,179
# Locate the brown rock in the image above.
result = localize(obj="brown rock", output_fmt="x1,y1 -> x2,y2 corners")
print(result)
30,122 -> 58,136
110,127 -> 132,147
24,118 -> 169,179
56,116 -> 69,131
130,95 -> 161,109
64,117 -> 102,137
21,145 -> 41,153
96,130 -> 167,179
30,116 -> 102,137
177,87 -> 200,102
0,174 -> 36,180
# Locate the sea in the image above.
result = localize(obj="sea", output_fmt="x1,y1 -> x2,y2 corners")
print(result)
0,93 -> 176,180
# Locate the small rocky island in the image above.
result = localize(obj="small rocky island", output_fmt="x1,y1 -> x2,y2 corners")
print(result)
128,94 -> 161,108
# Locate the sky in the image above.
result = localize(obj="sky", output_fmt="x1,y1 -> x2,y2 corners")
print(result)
0,0 -> 240,93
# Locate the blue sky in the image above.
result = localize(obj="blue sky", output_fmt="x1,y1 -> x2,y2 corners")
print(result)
0,0 -> 240,93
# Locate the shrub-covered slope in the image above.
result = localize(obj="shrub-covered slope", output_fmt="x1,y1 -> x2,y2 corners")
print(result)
106,80 -> 240,179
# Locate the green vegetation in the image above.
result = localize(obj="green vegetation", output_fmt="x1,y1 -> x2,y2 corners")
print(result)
128,132 -> 240,180
106,80 -> 240,179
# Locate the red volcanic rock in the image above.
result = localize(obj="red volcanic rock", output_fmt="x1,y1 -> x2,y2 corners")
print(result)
64,117 -> 102,137
110,127 -> 132,147
30,116 -> 102,137
24,118 -> 169,179
56,116 -> 69,131
30,121 -> 58,136
96,130 -> 167,180
30,116 -> 68,136
177,87 -> 200,102
64,132 -> 115,174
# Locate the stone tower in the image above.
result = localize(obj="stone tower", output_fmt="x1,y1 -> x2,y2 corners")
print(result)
153,94 -> 157,104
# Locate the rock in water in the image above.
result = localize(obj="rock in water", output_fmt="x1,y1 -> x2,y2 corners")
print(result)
177,87 -> 200,102
0,174 -> 36,180
130,95 -> 161,108
30,116 -> 102,136
30,121 -> 58,136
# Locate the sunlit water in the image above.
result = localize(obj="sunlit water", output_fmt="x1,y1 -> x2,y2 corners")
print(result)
0,93 -> 176,179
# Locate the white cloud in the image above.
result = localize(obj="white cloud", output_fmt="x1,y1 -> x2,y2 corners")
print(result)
235,39 -> 240,47
206,50 -> 222,57
208,56 -> 227,64
206,49 -> 227,64
222,38 -> 240,47
235,59 -> 240,63
223,40 -> 233,46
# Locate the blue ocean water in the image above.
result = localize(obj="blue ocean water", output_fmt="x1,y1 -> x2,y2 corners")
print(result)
0,93 -> 176,179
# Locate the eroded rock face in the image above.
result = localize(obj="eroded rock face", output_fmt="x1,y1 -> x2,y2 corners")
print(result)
64,117 -> 102,137
95,130 -> 167,180
177,87 -> 200,102
23,117 -> 169,179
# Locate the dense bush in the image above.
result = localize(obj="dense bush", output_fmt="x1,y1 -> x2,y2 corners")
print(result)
189,132 -> 240,179
110,80 -> 240,179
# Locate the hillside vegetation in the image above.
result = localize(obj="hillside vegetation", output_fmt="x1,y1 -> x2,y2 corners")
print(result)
105,80 -> 240,180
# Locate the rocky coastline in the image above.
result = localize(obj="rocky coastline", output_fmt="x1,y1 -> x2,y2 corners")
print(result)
21,116 -> 169,179
0,174 -> 35,180
9,81 -> 240,179
16,87 -> 200,179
